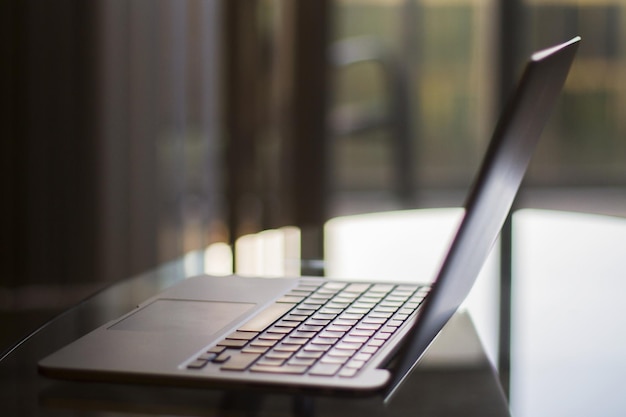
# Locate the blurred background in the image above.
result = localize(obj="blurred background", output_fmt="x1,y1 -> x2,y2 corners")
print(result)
2,0 -> 625,415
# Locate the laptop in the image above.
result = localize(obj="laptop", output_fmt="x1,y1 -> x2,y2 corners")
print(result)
39,37 -> 580,401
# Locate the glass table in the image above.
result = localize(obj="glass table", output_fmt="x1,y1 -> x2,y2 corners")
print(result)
0,250 -> 510,416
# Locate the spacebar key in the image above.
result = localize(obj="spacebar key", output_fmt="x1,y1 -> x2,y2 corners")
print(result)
250,364 -> 308,374
238,302 -> 295,332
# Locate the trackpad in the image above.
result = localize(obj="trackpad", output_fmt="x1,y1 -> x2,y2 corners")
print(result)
109,299 -> 255,334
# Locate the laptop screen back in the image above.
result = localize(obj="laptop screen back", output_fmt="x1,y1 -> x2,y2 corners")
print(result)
385,37 -> 581,400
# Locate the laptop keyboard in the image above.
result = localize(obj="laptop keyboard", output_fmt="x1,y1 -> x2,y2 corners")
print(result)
185,280 -> 429,378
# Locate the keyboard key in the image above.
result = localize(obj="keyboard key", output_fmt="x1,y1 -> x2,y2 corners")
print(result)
312,313 -> 336,320
212,351 -> 232,363
266,326 -> 292,334
297,281 -> 322,289
374,306 -> 398,313
385,295 -> 409,302
352,302 -> 377,309
265,351 -> 294,360
345,283 -> 371,293
250,339 -> 278,347
322,282 -> 346,291
293,306 -> 314,314
339,367 -> 359,377
206,345 -> 226,354
284,314 -> 307,322
295,350 -> 324,359
319,307 -> 343,314
325,325 -> 351,333
346,307 -> 370,314
333,318 -> 358,326
342,336 -> 368,344
309,363 -> 341,376
277,295 -> 305,304
250,364 -> 308,374
333,296 -> 356,304
359,293 -> 384,305
299,303 -> 321,310
379,300 -> 403,308
327,348 -> 355,358
293,330 -> 317,338
197,352 -> 217,361
274,344 -> 301,352
368,312 -> 392,319
326,302 -> 350,309
319,330 -> 345,339
334,342 -> 362,351
217,339 -> 248,348
258,332 -> 285,341
288,357 -> 316,366
239,303 -> 295,332
345,359 -> 366,369
226,331 -> 259,341
282,337 -> 308,345
220,352 -> 262,371
380,325 -> 399,334
353,352 -> 372,362
339,313 -> 364,320
303,299 -> 326,306
360,346 -> 378,354
292,308 -> 315,316
309,294 -> 333,302
355,322 -> 381,331
362,317 -> 386,325
310,337 -> 338,345
349,329 -> 375,337
275,320 -> 299,328
298,324 -> 324,332
289,289 -> 315,297
371,284 -> 394,292
256,357 -> 286,367
368,339 -> 385,347
303,343 -> 330,352
320,355 -> 349,365
242,346 -> 269,354
305,318 -> 331,326
314,291 -> 336,299
187,359 -> 209,369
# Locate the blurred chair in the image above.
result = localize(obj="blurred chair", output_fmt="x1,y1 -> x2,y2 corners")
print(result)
328,36 -> 414,206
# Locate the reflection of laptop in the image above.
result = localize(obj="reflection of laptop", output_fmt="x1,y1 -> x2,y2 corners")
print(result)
39,37 -> 580,400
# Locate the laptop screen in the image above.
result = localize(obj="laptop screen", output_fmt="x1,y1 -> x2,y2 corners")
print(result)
385,37 -> 581,400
